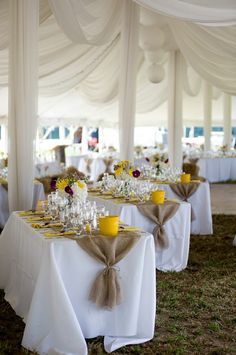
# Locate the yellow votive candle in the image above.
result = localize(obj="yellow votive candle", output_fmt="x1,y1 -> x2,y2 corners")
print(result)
181,173 -> 191,183
99,215 -> 119,237
151,190 -> 165,204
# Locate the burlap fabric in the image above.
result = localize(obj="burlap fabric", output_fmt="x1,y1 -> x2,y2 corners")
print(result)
137,201 -> 180,249
170,182 -> 199,220
75,232 -> 139,309
85,158 -> 93,174
103,157 -> 114,173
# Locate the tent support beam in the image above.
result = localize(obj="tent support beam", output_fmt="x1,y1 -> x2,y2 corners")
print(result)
223,93 -> 232,148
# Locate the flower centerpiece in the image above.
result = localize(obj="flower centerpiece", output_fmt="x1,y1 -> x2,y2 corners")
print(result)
146,153 -> 169,175
51,175 -> 88,202
113,160 -> 141,180
219,144 -> 228,156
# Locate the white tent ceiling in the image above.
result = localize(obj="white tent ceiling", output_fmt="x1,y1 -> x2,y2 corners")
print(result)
0,0 -> 236,127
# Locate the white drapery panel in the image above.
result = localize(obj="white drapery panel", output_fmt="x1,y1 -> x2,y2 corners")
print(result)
0,0 -> 50,51
223,94 -> 232,147
169,20 -> 236,94
203,81 -> 212,151
134,0 -> 236,25
168,51 -> 183,168
8,0 -> 38,212
49,0 -> 120,45
119,0 -> 139,161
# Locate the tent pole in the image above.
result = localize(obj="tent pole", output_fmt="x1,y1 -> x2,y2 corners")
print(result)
203,81 -> 212,151
8,0 -> 39,211
168,50 -> 183,169
223,93 -> 232,148
119,0 -> 139,162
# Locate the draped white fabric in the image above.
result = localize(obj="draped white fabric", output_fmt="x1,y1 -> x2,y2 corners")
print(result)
49,0 -> 121,45
8,0 -> 38,212
169,21 -> 236,94
119,0 -> 140,161
134,0 -> 236,25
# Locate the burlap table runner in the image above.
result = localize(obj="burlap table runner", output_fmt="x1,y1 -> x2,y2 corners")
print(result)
74,232 -> 139,309
103,157 -> 114,173
0,180 -> 8,191
189,158 -> 199,165
85,158 -> 93,174
169,182 -> 199,221
136,201 -> 180,250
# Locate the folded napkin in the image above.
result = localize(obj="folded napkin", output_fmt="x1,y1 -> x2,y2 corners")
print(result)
31,223 -> 62,229
118,226 -> 141,232
19,211 -> 45,216
44,231 -> 76,237
27,216 -> 52,222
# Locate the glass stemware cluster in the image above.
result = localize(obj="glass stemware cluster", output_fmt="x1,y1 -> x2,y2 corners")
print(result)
46,191 -> 108,236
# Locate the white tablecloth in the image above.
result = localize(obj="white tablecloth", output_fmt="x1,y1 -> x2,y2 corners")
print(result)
0,212 -> 156,355
198,157 -> 236,182
0,182 -> 45,228
89,195 -> 191,272
35,162 -> 62,178
159,182 -> 213,235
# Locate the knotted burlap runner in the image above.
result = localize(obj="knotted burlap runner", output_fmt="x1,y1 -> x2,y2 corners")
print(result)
85,158 -> 93,174
137,201 -> 179,250
170,182 -> 199,221
75,232 -> 139,309
0,180 -> 8,191
103,157 -> 114,173
189,158 -> 199,165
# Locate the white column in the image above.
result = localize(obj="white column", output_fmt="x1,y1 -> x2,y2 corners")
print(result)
81,126 -> 88,154
223,93 -> 232,147
167,50 -> 183,168
8,0 -> 38,212
203,81 -> 212,151
119,0 -> 139,162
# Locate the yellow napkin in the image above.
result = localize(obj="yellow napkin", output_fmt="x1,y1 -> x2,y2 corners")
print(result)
31,223 -> 62,229
19,211 -> 45,216
27,216 -> 52,222
119,226 -> 141,232
44,231 -> 76,237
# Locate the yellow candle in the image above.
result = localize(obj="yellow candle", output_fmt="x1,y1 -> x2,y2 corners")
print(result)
181,173 -> 191,183
99,215 -> 119,237
151,190 -> 165,204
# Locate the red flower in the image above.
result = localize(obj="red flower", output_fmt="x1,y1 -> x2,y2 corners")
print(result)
132,169 -> 141,178
65,185 -> 73,196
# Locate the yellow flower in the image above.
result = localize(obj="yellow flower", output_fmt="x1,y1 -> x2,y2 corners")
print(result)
114,167 -> 123,176
121,160 -> 129,168
56,179 -> 69,190
128,168 -> 133,176
77,181 -> 86,189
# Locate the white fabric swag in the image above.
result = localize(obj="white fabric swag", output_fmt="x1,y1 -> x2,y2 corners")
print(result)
8,0 -> 38,212
134,0 -> 236,25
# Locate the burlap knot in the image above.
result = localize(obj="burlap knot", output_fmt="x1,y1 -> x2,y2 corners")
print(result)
85,158 -> 93,174
137,201 -> 180,249
189,158 -> 199,165
169,182 -> 199,221
76,233 -> 139,309
103,158 -> 113,173
0,180 -> 8,191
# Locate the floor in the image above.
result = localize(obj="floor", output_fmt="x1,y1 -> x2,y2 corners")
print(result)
210,184 -> 236,215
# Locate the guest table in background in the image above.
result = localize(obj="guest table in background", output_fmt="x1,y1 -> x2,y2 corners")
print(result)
0,212 -> 156,355
0,181 -> 45,228
197,157 -> 236,182
88,194 -> 191,272
159,181 -> 212,235
34,161 -> 62,178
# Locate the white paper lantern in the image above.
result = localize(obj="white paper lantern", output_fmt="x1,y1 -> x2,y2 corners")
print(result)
139,25 -> 165,51
147,63 -> 165,83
